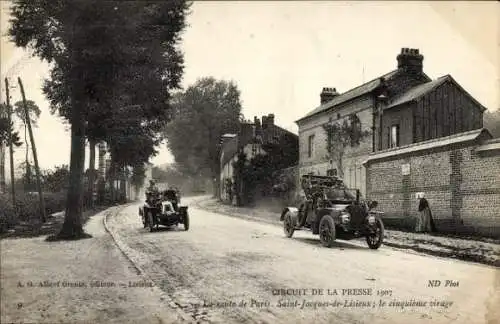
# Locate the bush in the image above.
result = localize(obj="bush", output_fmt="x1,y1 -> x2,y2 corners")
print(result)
0,194 -> 17,232
0,192 -> 67,233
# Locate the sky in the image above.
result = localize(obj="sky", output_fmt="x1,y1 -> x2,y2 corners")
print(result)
1,1 -> 499,174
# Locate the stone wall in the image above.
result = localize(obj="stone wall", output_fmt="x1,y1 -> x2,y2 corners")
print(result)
365,132 -> 500,238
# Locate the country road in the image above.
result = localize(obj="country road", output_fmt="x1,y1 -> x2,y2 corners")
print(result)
107,197 -> 500,324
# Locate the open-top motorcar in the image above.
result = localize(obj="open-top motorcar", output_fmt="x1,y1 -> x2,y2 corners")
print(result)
280,175 -> 384,249
139,189 -> 189,232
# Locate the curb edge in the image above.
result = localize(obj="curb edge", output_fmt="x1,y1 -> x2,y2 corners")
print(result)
102,204 -> 195,323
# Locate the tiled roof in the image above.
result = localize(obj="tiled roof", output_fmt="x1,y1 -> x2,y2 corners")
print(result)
296,69 -> 400,123
386,75 -> 449,109
363,128 -> 492,164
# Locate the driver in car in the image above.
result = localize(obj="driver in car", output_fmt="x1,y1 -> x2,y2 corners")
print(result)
146,180 -> 160,197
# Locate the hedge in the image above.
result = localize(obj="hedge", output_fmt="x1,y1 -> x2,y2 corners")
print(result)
0,192 -> 66,233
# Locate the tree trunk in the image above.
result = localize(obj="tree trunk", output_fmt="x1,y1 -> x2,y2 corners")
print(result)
18,78 -> 46,222
24,123 -> 29,192
336,150 -> 345,180
88,139 -> 96,208
56,104 -> 88,239
0,142 -> 5,194
52,54 -> 90,239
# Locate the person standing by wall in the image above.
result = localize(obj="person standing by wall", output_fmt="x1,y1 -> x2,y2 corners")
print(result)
416,196 -> 437,233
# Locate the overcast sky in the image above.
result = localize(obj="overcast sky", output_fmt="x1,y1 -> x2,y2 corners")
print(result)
1,1 -> 498,173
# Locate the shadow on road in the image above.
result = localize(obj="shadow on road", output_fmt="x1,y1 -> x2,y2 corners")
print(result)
141,225 -> 187,233
293,237 -> 367,250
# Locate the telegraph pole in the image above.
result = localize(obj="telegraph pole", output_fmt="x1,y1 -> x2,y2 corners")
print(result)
18,77 -> 46,222
5,78 -> 16,206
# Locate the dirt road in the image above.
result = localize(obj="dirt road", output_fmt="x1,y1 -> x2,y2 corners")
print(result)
107,198 -> 500,324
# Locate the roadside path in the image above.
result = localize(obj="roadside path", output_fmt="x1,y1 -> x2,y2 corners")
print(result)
1,206 -> 188,324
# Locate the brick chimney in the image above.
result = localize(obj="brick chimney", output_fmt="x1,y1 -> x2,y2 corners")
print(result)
320,87 -> 339,105
267,114 -> 274,125
397,48 -> 423,74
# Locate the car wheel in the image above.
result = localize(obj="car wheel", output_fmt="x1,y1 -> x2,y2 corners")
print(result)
148,212 -> 155,232
366,217 -> 384,249
183,212 -> 190,231
319,214 -> 336,248
283,212 -> 295,238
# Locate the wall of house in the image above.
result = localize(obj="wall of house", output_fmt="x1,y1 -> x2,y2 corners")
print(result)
381,103 -> 415,149
297,94 -> 374,196
414,82 -> 484,143
366,139 -> 500,238
219,143 -> 267,202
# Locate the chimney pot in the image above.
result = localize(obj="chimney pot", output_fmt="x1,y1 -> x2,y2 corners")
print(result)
397,47 -> 423,74
320,87 -> 339,105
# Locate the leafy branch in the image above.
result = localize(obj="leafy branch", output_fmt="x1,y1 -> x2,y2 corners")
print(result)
322,113 -> 370,178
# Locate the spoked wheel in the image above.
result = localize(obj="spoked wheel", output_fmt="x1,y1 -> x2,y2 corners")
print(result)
283,212 -> 295,238
319,215 -> 336,248
148,212 -> 155,232
366,218 -> 385,249
183,212 -> 190,231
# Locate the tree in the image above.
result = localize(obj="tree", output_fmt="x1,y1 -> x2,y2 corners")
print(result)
323,114 -> 371,179
0,107 -> 22,148
44,165 -> 69,193
13,100 -> 41,192
9,0 -> 190,240
164,77 -> 243,193
0,104 -> 23,195
130,163 -> 146,200
484,108 -> 500,138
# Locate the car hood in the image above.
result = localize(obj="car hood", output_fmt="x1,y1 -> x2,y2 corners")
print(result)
325,204 -> 350,212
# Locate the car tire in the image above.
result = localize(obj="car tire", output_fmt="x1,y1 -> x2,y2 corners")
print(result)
366,217 -> 384,249
319,214 -> 336,248
183,212 -> 190,231
283,212 -> 295,238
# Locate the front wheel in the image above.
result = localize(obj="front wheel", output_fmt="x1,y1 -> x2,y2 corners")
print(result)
366,218 -> 385,249
319,214 -> 336,248
283,212 -> 295,238
183,212 -> 190,231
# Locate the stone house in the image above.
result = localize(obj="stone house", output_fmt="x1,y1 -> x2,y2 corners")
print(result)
296,48 -> 499,236
219,114 -> 298,203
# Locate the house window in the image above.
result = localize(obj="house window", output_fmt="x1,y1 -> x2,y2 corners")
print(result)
308,134 -> 315,158
390,124 -> 400,148
327,169 -> 337,176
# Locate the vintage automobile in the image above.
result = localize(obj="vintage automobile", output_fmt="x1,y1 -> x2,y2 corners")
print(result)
280,175 -> 384,249
139,189 -> 190,232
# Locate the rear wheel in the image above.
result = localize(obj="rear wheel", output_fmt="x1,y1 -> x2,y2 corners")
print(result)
366,218 -> 384,249
283,212 -> 295,238
319,214 -> 336,248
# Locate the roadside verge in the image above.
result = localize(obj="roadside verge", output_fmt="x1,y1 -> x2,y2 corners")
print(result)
193,197 -> 500,268
1,206 -> 187,324
103,204 -> 195,323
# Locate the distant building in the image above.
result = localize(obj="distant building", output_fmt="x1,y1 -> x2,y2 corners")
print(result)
219,114 -> 298,203
296,48 -> 499,236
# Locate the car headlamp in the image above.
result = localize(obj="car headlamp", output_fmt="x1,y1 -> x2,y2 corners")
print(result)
340,211 -> 350,224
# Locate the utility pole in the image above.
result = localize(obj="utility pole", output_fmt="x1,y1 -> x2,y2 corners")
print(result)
18,77 -> 46,222
5,78 -> 16,206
